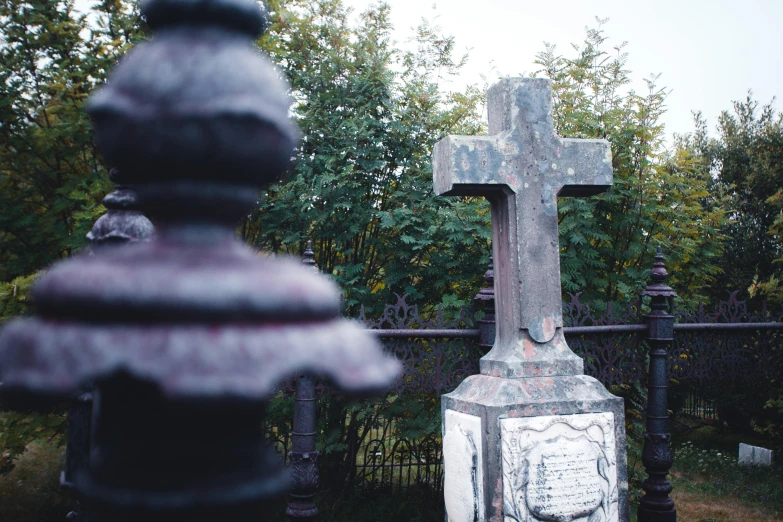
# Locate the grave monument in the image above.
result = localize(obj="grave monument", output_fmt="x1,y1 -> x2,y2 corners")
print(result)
434,78 -> 628,522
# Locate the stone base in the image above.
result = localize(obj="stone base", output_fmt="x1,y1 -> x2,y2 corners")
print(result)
442,374 -> 628,522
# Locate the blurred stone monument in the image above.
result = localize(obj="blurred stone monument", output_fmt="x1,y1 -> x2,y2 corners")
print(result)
433,77 -> 628,522
0,0 -> 400,519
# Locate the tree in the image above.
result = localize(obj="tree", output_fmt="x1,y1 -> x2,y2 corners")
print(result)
690,95 -> 783,302
0,0 -> 144,285
249,0 -> 491,488
249,0 -> 491,316
535,21 -> 726,309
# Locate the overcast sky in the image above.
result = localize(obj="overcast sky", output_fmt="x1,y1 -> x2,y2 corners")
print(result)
343,0 -> 783,146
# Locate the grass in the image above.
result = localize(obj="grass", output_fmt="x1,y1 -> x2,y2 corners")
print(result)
2,422 -> 783,522
671,489 -> 780,522
0,440 -> 70,522
313,484 -> 444,522
666,438 -> 783,521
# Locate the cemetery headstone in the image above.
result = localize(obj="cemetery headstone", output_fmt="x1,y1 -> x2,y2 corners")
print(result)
434,77 -> 628,522
739,443 -> 774,466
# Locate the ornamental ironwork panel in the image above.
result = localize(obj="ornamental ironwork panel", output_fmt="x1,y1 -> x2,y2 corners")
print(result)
671,292 -> 783,386
562,293 -> 647,387
359,295 -> 482,397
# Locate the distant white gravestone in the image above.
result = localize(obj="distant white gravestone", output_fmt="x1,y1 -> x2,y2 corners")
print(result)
433,78 -> 629,522
739,443 -> 774,466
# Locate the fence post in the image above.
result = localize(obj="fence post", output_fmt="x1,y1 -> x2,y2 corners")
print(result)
639,247 -> 677,522
0,0 -> 399,519
286,241 -> 320,521
63,182 -> 153,522
473,257 -> 495,351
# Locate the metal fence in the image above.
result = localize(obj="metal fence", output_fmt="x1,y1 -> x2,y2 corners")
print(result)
268,290 -> 783,495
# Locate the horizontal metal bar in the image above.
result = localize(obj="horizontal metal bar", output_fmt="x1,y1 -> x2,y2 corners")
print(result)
564,322 -> 783,334
366,321 -> 783,338
673,322 -> 783,331
370,329 -> 480,339
564,324 -> 647,334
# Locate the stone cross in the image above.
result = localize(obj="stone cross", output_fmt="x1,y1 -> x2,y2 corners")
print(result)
433,78 -> 612,378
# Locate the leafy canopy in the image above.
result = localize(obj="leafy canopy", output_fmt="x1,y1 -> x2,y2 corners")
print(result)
0,0 -> 144,283
535,21 -> 725,309
248,0 -> 491,316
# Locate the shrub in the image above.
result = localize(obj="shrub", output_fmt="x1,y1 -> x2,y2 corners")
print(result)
0,440 -> 70,522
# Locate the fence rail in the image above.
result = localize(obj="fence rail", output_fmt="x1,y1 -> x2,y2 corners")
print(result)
269,290 -> 783,497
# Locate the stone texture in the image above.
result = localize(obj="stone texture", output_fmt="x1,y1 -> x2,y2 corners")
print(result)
433,77 -> 611,378
443,410 -> 484,522
442,376 -> 628,522
501,413 -> 618,522
434,78 -> 628,522
738,443 -> 774,466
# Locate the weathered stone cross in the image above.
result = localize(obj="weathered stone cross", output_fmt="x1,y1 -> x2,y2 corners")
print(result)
433,78 -> 613,378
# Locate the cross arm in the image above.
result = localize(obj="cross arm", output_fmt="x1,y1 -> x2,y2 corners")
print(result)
433,135 -> 520,197
554,138 -> 613,197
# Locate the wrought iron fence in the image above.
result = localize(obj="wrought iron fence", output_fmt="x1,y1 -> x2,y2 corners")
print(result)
562,294 -> 647,386
354,420 -> 443,495
268,290 -> 783,495
680,387 -> 718,420
360,294 -> 481,397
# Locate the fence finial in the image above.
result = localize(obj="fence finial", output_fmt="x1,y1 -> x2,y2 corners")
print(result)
86,170 -> 154,255
286,240 -> 321,521
64,177 -> 155,521
302,240 -> 317,273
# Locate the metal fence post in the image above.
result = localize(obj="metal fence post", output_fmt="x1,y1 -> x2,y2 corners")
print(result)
473,257 -> 495,351
0,0 -> 399,519
639,247 -> 677,522
63,181 -> 154,522
286,241 -> 320,521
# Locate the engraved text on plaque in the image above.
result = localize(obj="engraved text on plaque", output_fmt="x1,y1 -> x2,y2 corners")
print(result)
501,412 -> 618,522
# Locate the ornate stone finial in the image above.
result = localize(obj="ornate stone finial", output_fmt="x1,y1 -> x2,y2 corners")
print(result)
141,0 -> 270,36
0,0 -> 398,517
1,0 -> 398,404
87,0 -> 296,224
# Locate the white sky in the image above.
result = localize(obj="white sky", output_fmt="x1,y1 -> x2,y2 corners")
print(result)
343,0 -> 783,146
70,0 -> 782,145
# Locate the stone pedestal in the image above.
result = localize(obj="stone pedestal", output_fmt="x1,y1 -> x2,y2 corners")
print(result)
443,375 -> 627,522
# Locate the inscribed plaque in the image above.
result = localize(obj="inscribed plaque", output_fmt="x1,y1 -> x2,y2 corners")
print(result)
444,409 -> 484,522
500,412 -> 617,522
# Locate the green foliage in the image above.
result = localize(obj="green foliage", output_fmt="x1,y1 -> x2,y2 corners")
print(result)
248,0 -> 491,316
384,392 -> 441,441
535,21 -> 726,309
697,96 -> 783,302
0,1 -> 143,466
0,440 -> 69,522
612,381 -> 648,504
0,0 -> 144,282
672,439 -> 783,511
0,410 -> 67,474
0,271 -> 41,322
